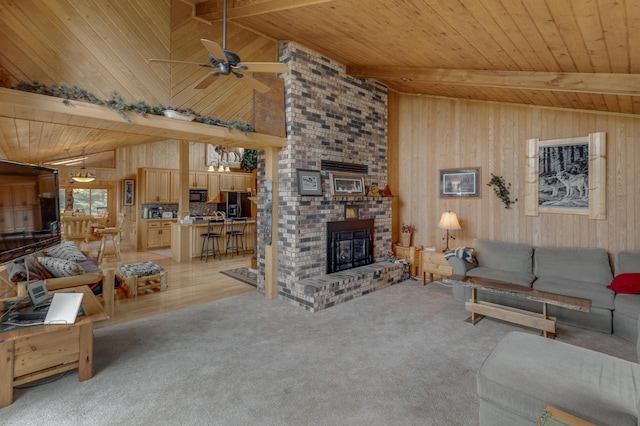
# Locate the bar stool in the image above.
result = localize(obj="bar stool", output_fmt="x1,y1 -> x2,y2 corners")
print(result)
200,219 -> 225,262
96,213 -> 124,264
225,218 -> 247,258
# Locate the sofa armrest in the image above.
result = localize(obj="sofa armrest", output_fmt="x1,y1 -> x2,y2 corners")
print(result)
44,268 -> 115,318
447,256 -> 476,276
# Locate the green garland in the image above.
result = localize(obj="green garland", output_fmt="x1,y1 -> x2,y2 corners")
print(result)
12,81 -> 254,134
487,173 -> 518,209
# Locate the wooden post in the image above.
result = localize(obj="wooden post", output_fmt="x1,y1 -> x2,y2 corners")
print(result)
263,147 -> 279,299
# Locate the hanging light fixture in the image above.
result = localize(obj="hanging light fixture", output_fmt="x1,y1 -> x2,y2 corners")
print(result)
70,149 -> 96,183
207,164 -> 215,172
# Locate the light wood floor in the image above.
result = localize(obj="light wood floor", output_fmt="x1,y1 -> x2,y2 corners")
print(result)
93,242 -> 256,329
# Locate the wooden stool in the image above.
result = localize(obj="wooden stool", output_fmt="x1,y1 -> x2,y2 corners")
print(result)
96,228 -> 121,264
120,270 -> 167,297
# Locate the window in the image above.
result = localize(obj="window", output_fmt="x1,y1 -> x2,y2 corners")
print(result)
60,188 -> 108,215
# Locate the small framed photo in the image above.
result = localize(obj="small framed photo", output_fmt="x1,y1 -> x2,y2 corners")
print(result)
329,172 -> 365,196
439,168 -> 480,197
123,179 -> 135,206
345,204 -> 359,220
296,169 -> 323,196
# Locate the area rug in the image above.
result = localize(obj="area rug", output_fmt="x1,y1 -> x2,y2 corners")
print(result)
220,267 -> 257,287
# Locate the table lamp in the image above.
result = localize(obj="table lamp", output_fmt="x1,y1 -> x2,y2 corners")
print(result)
438,211 -> 461,251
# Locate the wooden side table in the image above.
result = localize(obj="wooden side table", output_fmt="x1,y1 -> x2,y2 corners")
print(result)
421,250 -> 453,285
393,244 -> 423,277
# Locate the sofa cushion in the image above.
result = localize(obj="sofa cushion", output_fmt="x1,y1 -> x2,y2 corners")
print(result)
478,331 -> 640,425
37,256 -> 84,278
467,267 -> 535,287
44,241 -> 87,262
608,273 -> 640,294
614,294 -> 640,320
534,247 -> 613,284
615,251 -> 640,275
533,276 -> 615,310
473,239 -> 534,275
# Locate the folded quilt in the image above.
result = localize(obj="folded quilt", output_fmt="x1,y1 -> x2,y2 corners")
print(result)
119,261 -> 163,277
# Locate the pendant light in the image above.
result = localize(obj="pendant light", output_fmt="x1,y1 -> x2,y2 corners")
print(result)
70,149 -> 96,183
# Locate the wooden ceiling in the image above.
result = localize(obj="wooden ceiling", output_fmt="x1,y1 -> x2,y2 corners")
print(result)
0,0 -> 638,164
199,0 -> 640,114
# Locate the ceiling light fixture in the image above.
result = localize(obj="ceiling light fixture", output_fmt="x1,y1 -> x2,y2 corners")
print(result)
70,149 -> 96,183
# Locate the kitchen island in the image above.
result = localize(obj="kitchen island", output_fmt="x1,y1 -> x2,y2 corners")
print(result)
171,219 -> 256,262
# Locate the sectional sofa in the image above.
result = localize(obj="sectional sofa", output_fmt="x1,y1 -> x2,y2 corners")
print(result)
447,239 -> 640,340
477,319 -> 640,425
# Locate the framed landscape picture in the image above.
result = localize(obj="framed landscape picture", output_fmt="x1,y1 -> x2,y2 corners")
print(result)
329,172 -> 365,196
439,168 -> 480,197
296,169 -> 323,196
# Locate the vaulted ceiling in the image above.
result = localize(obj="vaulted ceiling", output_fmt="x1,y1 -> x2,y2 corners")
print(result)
210,0 -> 640,115
0,0 -> 638,164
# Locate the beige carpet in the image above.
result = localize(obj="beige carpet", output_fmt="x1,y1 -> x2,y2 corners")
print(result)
2,280 -> 635,425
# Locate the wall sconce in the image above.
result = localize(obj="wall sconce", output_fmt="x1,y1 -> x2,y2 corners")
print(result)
438,211 -> 461,251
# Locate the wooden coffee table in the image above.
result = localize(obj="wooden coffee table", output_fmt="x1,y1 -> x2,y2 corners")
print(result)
0,285 -> 108,407
443,275 -> 591,338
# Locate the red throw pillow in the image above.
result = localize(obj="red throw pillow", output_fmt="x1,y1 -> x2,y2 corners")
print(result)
607,273 -> 640,294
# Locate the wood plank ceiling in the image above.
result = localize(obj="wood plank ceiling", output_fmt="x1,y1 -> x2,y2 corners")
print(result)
0,0 -> 639,164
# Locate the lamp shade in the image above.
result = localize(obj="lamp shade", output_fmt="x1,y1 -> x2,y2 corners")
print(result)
438,211 -> 461,230
71,167 -> 96,183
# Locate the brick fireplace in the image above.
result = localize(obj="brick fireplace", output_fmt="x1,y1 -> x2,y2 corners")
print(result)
255,43 -> 402,311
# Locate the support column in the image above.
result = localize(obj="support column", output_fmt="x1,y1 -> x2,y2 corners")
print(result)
264,147 -> 279,299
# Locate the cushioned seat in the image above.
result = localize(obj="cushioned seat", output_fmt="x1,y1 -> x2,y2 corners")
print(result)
478,331 -> 640,425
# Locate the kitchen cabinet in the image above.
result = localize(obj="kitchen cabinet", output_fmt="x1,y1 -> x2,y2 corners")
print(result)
142,219 -> 174,249
189,172 -> 208,189
0,208 -> 15,231
219,172 -> 255,191
207,174 -> 221,203
142,169 -> 171,203
12,207 -> 34,231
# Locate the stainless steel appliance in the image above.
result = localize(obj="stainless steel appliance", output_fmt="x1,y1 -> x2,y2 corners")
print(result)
224,191 -> 252,218
189,189 -> 207,202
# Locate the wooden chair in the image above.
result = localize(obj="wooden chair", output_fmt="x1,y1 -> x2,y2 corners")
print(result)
60,215 -> 95,250
95,213 -> 124,264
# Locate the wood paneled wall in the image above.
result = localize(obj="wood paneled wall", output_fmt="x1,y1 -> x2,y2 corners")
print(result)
389,92 -> 639,255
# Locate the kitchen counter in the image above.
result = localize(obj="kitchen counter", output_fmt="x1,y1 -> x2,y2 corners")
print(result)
171,219 -> 256,261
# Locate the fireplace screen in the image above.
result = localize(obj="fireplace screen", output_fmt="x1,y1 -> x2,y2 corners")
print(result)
327,219 -> 374,273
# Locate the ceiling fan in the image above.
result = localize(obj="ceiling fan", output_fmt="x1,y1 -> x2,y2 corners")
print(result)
149,0 -> 288,93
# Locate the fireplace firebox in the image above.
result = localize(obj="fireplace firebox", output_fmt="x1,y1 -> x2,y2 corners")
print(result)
327,219 -> 374,273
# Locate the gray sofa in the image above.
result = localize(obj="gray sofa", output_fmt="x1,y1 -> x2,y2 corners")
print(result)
477,318 -> 640,425
612,250 -> 640,342
448,239 -> 640,337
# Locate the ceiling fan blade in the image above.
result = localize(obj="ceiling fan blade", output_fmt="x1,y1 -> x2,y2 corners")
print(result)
194,74 -> 217,90
149,58 -> 209,67
240,74 -> 271,93
200,39 -> 226,62
239,62 -> 290,74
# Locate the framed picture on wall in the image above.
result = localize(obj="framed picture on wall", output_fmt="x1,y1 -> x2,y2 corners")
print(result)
439,168 -> 480,197
329,172 -> 365,196
296,169 -> 323,196
123,179 -> 135,206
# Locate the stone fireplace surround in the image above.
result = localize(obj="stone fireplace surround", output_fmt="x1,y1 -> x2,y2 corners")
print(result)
255,43 -> 402,311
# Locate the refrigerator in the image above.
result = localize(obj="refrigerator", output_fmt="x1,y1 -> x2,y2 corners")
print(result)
224,191 -> 252,218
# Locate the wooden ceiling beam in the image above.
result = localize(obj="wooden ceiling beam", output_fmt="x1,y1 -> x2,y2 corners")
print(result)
195,0 -> 334,21
346,66 -> 640,97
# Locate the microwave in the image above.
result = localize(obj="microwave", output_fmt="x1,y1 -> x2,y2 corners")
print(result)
189,190 -> 207,202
